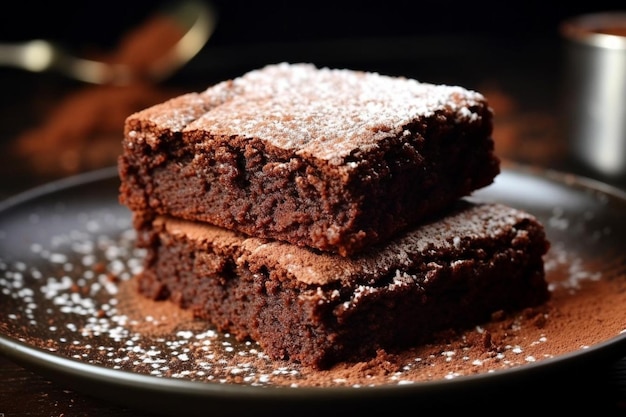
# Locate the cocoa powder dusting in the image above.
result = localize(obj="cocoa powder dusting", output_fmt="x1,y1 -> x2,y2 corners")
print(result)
110,242 -> 626,387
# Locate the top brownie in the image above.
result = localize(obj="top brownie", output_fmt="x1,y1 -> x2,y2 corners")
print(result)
119,63 -> 500,256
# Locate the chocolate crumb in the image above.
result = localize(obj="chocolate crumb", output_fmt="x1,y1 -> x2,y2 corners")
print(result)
93,262 -> 107,274
481,330 -> 493,351
491,310 -> 505,321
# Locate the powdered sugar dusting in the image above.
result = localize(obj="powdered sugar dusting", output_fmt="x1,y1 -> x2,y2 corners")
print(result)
182,63 -> 488,162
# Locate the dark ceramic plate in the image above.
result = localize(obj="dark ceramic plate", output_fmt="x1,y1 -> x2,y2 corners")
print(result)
1,163 -> 626,416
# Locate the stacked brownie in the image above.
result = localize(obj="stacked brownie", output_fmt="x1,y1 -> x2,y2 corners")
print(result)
118,63 -> 550,369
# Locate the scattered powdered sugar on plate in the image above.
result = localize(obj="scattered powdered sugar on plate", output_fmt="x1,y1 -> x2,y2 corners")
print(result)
1,198 -> 626,388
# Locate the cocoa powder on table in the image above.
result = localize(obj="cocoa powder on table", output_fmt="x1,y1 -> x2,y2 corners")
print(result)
8,11 -> 186,179
10,84 -> 180,176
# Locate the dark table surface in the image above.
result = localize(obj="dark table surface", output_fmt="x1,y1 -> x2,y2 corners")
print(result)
1,34 -> 626,416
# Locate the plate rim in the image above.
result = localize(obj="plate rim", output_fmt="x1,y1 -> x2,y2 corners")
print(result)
1,162 -> 626,412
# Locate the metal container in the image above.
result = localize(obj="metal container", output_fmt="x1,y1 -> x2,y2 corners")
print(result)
560,12 -> 626,182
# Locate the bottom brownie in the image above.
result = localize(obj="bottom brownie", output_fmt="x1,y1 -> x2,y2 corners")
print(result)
134,199 -> 550,370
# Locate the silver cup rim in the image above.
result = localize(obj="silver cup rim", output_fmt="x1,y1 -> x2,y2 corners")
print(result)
560,11 -> 626,50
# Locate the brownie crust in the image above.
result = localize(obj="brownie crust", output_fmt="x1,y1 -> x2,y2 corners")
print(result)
135,200 -> 550,369
119,63 -> 500,256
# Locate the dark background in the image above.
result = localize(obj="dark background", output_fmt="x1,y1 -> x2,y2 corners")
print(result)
1,0 -> 625,47
2,2 -> 626,416
1,0 -> 626,190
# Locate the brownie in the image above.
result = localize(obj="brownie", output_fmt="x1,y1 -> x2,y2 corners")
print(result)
134,200 -> 550,370
118,63 -> 500,256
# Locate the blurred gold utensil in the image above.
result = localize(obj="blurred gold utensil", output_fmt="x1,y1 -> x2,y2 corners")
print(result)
0,0 -> 216,84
